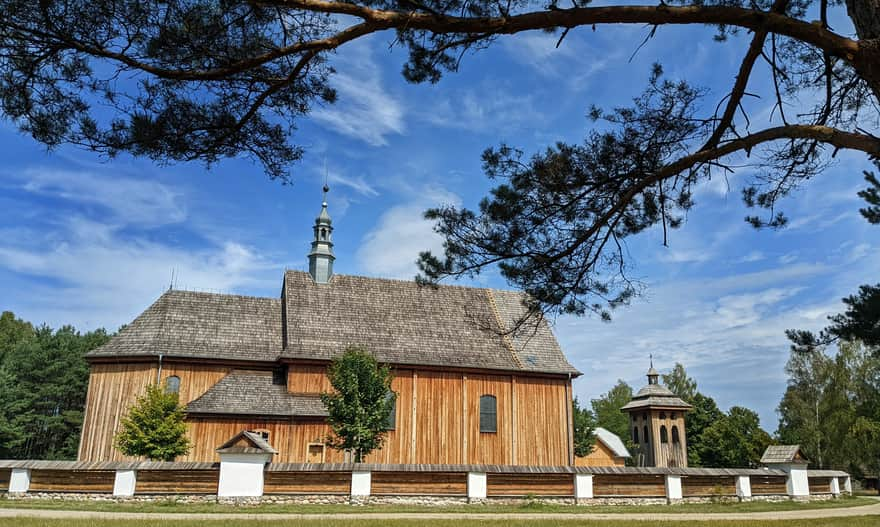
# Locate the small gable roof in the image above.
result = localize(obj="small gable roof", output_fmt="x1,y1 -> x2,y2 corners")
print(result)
761,445 -> 809,464
187,370 -> 327,417
594,427 -> 631,458
216,430 -> 278,454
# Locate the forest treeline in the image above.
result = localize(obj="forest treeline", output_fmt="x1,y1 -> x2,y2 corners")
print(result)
0,311 -> 110,459
588,343 -> 880,479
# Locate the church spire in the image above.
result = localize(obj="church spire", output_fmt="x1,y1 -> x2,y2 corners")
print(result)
308,184 -> 335,283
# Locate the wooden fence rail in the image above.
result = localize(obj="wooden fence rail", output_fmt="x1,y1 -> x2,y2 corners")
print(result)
0,460 -> 851,504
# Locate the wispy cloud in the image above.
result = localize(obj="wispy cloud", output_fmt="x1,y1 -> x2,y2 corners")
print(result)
310,39 -> 405,146
0,168 -> 277,330
8,167 -> 186,227
356,187 -> 461,279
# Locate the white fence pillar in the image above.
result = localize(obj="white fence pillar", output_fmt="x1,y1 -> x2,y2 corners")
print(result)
784,465 -> 809,497
574,474 -> 593,499
218,453 -> 271,497
113,469 -> 137,497
9,468 -> 30,493
467,472 -> 487,501
829,477 -> 840,496
350,471 -> 371,497
735,475 -> 752,500
665,475 -> 683,501
843,475 -> 852,494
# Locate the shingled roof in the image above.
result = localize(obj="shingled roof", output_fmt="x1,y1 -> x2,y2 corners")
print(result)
88,271 -> 578,376
187,370 -> 327,417
87,290 -> 282,363
761,445 -> 809,464
281,271 -> 578,375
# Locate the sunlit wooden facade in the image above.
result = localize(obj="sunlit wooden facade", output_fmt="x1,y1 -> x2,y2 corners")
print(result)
78,197 -> 581,465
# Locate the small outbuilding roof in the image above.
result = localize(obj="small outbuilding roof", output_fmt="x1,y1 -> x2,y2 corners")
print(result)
186,370 -> 328,417
594,427 -> 630,458
761,445 -> 809,465
216,430 -> 278,455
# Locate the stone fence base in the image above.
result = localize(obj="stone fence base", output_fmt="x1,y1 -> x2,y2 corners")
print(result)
1,491 -> 846,507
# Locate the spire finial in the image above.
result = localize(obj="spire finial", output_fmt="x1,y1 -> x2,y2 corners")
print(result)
322,159 -> 330,206
650,354 -> 653,368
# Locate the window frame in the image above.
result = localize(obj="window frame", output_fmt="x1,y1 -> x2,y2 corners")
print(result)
479,394 -> 497,433
165,375 -> 180,394
385,390 -> 397,431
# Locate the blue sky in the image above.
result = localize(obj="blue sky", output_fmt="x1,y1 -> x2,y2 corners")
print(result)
0,12 -> 877,432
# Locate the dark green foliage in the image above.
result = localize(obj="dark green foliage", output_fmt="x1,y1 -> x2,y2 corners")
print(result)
695,406 -> 773,468
321,346 -> 396,462
114,383 -> 191,461
420,67 -> 708,319
572,397 -> 597,458
686,392 -> 725,467
776,340 -> 880,472
0,316 -> 109,460
858,162 -> 880,224
661,363 -> 698,402
590,380 -> 633,446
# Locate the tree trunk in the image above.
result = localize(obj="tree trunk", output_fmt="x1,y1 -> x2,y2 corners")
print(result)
847,0 -> 880,102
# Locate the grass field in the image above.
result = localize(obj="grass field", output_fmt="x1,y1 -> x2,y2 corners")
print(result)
0,495 -> 875,515
0,518 -> 879,527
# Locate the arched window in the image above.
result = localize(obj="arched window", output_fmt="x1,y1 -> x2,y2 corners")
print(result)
479,395 -> 497,433
643,425 -> 649,443
660,425 -> 669,443
671,412 -> 677,420
385,391 -> 397,430
320,228 -> 327,240
165,375 -> 180,394
632,427 -> 639,443
660,412 -> 667,420
642,412 -> 648,421
672,426 -> 680,444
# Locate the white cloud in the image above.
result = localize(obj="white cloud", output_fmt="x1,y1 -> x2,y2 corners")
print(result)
310,40 -> 405,146
0,168 -> 277,331
736,250 -> 765,263
356,187 -> 461,279
420,87 -> 545,134
501,30 -> 613,89
327,169 -> 379,197
9,167 -> 186,227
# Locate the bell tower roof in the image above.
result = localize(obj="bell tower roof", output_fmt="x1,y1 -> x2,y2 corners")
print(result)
308,184 -> 335,284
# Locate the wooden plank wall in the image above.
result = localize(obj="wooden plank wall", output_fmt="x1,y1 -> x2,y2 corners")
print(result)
681,476 -> 736,496
593,474 -> 667,497
487,473 -> 574,496
574,442 -> 625,467
28,470 -> 115,493
514,377 -> 570,466
0,469 -> 10,491
750,475 -> 788,495
78,362 -> 231,461
135,470 -> 219,494
371,472 -> 467,496
263,471 -> 351,494
83,362 -> 572,465
809,477 -> 832,494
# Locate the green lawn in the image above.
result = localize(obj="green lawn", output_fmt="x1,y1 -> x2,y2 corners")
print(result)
0,495 -> 874,515
0,518 -> 879,527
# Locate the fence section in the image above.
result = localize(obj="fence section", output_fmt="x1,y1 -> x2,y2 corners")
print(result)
263,471 -> 351,495
0,460 -> 851,504
29,469 -> 115,493
372,472 -> 467,496
135,469 -> 219,494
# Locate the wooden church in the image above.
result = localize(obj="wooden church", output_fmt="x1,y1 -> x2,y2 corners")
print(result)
77,189 -> 582,466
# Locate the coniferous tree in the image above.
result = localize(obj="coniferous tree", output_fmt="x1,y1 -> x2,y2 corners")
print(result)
321,346 -> 396,462
114,383 -> 191,461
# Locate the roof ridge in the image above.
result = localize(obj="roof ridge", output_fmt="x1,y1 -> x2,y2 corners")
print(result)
485,289 -> 525,370
164,289 -> 279,302
284,268 -> 524,294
